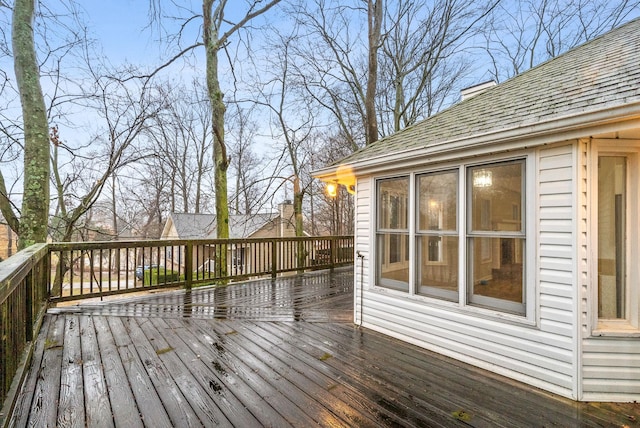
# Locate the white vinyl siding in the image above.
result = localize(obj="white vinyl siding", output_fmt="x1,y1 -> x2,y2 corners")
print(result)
354,176 -> 372,326
538,145 -> 576,344
358,144 -> 577,399
581,138 -> 640,401
582,341 -> 640,399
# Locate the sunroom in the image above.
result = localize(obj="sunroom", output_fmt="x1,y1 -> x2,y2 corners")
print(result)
315,18 -> 640,402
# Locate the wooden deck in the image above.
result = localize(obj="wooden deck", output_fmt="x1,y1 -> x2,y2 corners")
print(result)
7,268 -> 640,427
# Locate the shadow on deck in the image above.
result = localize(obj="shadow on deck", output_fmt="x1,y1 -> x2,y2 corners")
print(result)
8,268 -> 640,427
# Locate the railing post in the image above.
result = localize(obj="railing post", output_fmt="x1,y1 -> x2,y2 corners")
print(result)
296,238 -> 305,274
271,240 -> 277,279
25,271 -> 33,342
185,243 -> 193,290
45,251 -> 51,300
330,237 -> 336,271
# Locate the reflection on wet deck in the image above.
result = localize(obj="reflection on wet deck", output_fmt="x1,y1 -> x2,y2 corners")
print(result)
50,268 -> 353,322
9,267 -> 640,427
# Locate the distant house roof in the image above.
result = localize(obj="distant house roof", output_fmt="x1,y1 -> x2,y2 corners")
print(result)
224,213 -> 279,239
163,213 -> 216,239
315,17 -> 640,178
162,212 -> 279,240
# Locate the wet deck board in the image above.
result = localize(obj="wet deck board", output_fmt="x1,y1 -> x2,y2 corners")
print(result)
58,315 -> 85,428
9,268 -> 640,427
92,316 -> 143,428
107,316 -> 175,427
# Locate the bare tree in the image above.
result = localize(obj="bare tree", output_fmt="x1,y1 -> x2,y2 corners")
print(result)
293,0 -> 498,149
1,0 -> 114,248
118,157 -> 173,240
365,0 -> 383,145
256,32 -> 317,240
483,0 -> 640,82
295,0 -> 382,146
147,0 -> 281,278
379,0 -> 497,133
293,0 -> 368,151
5,0 -> 50,248
146,79 -> 213,214
47,66 -> 164,295
226,104 -> 267,215
201,0 -> 281,244
48,68 -> 162,243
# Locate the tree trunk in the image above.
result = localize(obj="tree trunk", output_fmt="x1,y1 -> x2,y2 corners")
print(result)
12,0 -> 50,248
204,0 -> 229,278
293,176 -> 304,238
111,174 -> 120,272
394,77 -> 404,132
195,161 -> 202,213
293,176 -> 306,272
365,0 -> 382,145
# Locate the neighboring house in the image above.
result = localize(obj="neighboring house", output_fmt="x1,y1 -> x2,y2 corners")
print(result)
314,19 -> 640,402
0,220 -> 17,262
161,201 -> 299,273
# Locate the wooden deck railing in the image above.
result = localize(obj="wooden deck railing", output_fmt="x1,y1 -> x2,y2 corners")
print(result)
0,235 -> 353,419
0,244 -> 49,421
48,235 -> 354,302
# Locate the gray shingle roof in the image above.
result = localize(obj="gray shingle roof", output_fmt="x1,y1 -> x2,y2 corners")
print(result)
166,212 -> 277,239
223,213 -> 278,239
323,17 -> 640,170
167,213 -> 217,239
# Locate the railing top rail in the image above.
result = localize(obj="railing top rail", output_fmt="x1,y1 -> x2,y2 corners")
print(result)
0,243 -> 48,304
48,235 -> 354,251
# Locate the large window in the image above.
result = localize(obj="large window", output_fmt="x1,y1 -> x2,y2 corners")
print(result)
467,161 -> 525,315
376,177 -> 409,290
594,144 -> 639,332
374,157 -> 528,317
416,171 -> 458,300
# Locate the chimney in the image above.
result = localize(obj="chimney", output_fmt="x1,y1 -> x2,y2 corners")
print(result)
278,200 -> 295,237
460,80 -> 496,101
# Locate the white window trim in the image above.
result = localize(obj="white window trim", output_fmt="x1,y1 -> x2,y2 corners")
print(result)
415,169 -> 460,301
590,139 -> 640,336
465,159 -> 529,316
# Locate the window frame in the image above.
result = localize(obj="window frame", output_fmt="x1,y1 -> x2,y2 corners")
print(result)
590,140 -> 640,335
415,169 -> 460,301
372,154 -> 535,321
375,176 -> 411,291
466,160 -> 527,315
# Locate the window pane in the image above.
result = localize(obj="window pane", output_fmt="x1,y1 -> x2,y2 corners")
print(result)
470,163 -> 523,232
416,170 -> 459,300
598,156 -> 626,319
467,160 -> 525,314
469,237 -> 524,311
378,178 -> 409,230
377,177 -> 410,291
418,171 -> 457,231
377,233 -> 409,290
417,236 -> 458,300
